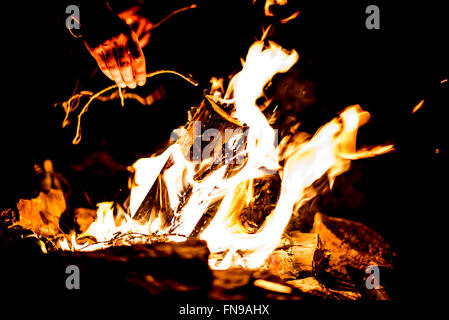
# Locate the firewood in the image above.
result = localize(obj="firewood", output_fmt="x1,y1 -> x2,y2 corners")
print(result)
179,98 -> 246,171
345,266 -> 391,300
133,98 -> 247,229
311,212 -> 396,280
266,232 -> 324,280
287,277 -> 329,296
15,189 -> 66,237
2,239 -> 212,299
210,269 -> 314,300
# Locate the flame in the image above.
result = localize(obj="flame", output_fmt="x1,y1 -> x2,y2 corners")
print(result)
264,0 -> 288,17
210,77 -> 224,101
56,38 -> 393,271
262,0 -> 300,23
201,104 -> 393,269
280,11 -> 300,24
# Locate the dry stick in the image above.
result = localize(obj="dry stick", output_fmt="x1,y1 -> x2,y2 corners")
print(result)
118,86 -> 125,107
150,4 -> 197,30
97,90 -> 148,105
72,70 -> 198,145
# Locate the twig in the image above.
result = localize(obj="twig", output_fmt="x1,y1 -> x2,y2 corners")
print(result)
63,70 -> 198,145
151,4 -> 197,30
118,86 -> 125,107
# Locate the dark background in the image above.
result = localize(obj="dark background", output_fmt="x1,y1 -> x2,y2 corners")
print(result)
1,0 -> 448,300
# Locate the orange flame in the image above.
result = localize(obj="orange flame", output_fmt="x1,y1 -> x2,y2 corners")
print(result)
264,0 -> 288,17
280,11 -> 300,24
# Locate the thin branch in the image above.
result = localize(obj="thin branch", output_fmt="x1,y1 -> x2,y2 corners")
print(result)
61,70 -> 198,145
151,4 -> 197,30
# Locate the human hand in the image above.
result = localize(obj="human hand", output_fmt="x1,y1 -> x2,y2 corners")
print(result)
118,6 -> 153,48
83,8 -> 147,89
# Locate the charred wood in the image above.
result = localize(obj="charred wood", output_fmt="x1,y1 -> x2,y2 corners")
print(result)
1,239 -> 212,299
311,212 -> 396,287
267,232 -> 324,280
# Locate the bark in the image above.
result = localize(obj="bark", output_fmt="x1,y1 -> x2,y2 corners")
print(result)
267,232 -> 324,280
311,212 -> 396,282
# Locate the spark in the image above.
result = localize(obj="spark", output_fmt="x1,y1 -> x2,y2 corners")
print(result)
412,99 -> 424,114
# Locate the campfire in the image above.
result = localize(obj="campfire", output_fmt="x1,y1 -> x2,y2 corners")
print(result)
1,0 -> 411,302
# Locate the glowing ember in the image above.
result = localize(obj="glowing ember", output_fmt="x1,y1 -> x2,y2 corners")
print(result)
412,99 -> 425,114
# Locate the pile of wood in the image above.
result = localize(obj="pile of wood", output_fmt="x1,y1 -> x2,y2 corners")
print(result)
0,96 -> 396,301
0,206 -> 396,300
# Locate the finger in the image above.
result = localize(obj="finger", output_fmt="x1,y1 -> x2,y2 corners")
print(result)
128,33 -> 147,86
139,22 -> 152,48
135,20 -> 145,38
143,21 -> 153,33
131,52 -> 146,86
103,46 -> 126,88
138,32 -> 151,48
87,44 -> 114,81
94,48 -> 114,81
115,41 -> 137,88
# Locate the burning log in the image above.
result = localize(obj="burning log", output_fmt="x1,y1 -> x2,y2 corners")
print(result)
266,232 -> 324,280
311,212 -> 396,283
210,269 -> 316,300
132,96 -> 249,229
286,277 -> 330,297
345,266 -> 392,300
288,276 -> 364,300
15,189 -> 66,237
179,98 -> 246,172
